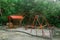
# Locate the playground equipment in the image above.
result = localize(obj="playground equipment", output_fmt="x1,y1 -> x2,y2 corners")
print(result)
30,15 -> 46,36
24,15 -> 54,40
24,15 -> 45,35
7,15 -> 54,40
7,15 -> 24,28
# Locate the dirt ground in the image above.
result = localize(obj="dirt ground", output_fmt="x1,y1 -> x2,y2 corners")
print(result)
0,27 -> 60,40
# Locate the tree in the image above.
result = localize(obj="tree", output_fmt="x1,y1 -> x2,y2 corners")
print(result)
0,0 -> 60,28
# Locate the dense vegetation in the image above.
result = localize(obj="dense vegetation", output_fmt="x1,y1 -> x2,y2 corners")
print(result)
0,0 -> 60,28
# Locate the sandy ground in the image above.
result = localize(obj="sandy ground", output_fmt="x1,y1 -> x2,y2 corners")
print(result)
0,27 -> 60,40
0,30 -> 47,40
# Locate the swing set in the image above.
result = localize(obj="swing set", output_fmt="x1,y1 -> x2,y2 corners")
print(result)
24,15 -> 51,37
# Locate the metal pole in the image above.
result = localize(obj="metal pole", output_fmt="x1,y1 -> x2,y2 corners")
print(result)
49,27 -> 53,40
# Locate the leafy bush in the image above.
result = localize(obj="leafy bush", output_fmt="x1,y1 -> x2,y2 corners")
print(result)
0,0 -> 60,28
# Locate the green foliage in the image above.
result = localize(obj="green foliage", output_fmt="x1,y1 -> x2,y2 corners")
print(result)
0,0 -> 60,28
1,16 -> 8,22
